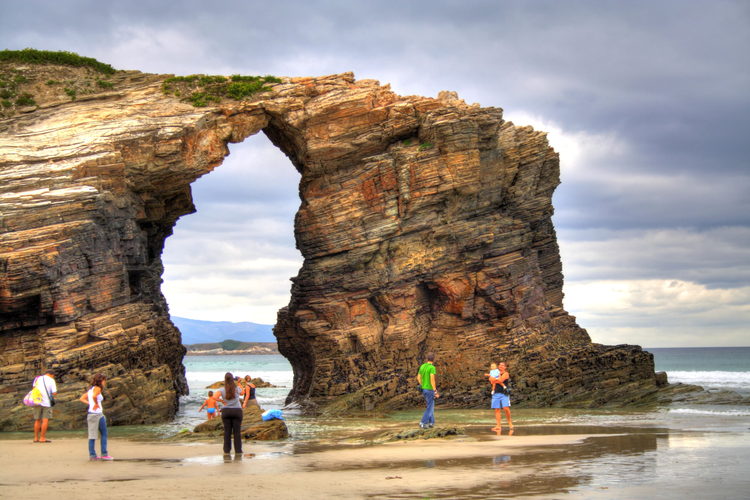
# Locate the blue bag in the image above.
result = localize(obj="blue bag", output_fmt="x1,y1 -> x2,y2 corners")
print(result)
261,409 -> 284,421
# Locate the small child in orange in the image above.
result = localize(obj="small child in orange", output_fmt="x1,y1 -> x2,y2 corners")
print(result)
485,363 -> 501,394
199,391 -> 219,420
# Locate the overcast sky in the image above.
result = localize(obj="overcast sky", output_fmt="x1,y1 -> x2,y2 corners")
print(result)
2,1 -> 748,347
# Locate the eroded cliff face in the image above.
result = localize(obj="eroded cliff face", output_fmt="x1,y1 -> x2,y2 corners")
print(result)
0,62 -> 659,429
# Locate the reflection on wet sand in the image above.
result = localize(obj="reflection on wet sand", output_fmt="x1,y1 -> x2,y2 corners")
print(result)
372,430 -> 663,499
295,425 -> 663,498
491,428 -> 514,437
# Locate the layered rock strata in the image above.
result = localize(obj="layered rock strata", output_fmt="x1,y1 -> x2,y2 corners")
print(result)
0,61 -> 661,429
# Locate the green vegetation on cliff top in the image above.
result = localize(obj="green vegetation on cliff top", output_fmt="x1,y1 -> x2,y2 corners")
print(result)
162,74 -> 282,107
0,49 -> 119,117
0,48 -> 116,74
0,48 -> 281,114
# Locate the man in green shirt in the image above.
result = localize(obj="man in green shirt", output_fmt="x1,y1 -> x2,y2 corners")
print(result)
417,352 -> 439,428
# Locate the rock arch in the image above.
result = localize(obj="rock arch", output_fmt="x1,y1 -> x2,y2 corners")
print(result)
0,67 -> 659,429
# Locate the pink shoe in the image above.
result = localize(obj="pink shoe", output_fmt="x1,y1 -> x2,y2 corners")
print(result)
89,456 -> 100,461
100,455 -> 114,461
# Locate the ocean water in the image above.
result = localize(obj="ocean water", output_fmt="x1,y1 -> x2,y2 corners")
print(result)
648,346 -> 750,395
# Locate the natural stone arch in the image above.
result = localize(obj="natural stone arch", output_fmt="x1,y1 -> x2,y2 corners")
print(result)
0,64 -> 660,430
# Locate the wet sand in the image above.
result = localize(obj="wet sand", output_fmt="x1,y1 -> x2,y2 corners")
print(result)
0,430 -> 583,499
2,420 -> 749,499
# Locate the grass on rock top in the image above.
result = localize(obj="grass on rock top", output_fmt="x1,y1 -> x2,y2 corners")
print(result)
162,74 -> 283,107
0,48 -> 115,74
0,49 -> 118,116
0,49 -> 281,114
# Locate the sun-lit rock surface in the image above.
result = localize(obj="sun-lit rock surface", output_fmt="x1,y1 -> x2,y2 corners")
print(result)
0,59 -> 660,429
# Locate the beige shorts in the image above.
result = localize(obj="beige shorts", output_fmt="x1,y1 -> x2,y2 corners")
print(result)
32,406 -> 52,420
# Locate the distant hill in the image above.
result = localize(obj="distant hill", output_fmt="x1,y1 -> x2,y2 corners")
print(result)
185,340 -> 279,355
171,316 -> 275,345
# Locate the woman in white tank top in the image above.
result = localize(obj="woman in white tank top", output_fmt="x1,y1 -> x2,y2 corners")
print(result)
79,373 -> 112,460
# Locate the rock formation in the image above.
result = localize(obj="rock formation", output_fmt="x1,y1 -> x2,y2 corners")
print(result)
206,378 -> 277,389
192,404 -> 288,441
0,54 -> 662,429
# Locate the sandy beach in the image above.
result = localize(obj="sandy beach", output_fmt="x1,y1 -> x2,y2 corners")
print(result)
0,431 -> 595,499
2,415 -> 749,499
4,354 -> 750,498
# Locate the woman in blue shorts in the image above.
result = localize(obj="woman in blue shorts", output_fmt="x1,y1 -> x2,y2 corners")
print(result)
490,362 -> 513,432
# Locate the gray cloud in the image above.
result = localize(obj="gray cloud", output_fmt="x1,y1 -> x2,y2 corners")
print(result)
162,136 -> 303,323
554,171 -> 750,230
564,279 -> 750,347
558,227 -> 750,288
196,136 -> 301,206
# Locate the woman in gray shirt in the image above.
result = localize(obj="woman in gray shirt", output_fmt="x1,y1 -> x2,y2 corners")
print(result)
214,372 -> 243,454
